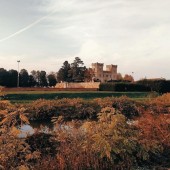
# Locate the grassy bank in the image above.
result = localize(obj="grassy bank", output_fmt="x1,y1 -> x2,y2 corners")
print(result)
4,91 -> 150,103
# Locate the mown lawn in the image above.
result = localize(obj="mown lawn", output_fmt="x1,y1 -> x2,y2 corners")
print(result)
4,91 -> 150,103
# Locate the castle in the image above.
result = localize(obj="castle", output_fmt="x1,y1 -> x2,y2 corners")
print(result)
91,63 -> 117,82
55,62 -> 118,88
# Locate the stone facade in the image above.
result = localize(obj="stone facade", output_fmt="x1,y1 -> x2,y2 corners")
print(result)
91,63 -> 117,82
56,82 -> 100,89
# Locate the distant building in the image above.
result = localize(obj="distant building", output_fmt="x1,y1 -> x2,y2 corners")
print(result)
91,63 -> 117,82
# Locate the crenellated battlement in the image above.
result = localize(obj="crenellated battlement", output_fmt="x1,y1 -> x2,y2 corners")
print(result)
91,63 -> 118,82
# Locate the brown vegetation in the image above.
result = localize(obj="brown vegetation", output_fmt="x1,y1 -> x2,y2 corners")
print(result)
0,93 -> 170,169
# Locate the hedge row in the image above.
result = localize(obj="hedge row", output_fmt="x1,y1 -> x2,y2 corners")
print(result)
136,79 -> 170,93
99,83 -> 150,92
99,80 -> 170,93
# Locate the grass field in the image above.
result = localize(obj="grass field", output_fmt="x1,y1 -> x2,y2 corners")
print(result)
3,90 -> 151,103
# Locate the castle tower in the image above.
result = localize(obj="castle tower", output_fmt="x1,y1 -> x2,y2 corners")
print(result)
91,63 -> 118,82
92,63 -> 104,82
106,65 -> 117,80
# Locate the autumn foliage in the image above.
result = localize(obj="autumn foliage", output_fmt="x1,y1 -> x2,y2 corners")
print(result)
0,93 -> 170,169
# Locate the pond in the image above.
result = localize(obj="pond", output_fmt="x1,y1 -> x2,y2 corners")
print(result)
18,119 -> 75,138
19,120 -> 54,138
18,119 -> 139,138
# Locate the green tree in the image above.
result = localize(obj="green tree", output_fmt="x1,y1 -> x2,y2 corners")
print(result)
28,75 -> 36,87
70,57 -> 86,82
0,68 -> 8,86
57,57 -> 88,82
7,70 -> 18,87
30,70 -> 41,86
19,69 -> 29,87
84,68 -> 94,82
57,61 -> 71,82
47,73 -> 57,87
39,71 -> 48,87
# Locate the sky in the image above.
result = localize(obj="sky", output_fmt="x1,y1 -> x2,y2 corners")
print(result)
0,0 -> 170,80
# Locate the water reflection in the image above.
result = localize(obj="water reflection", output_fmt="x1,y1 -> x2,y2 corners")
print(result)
19,120 -> 53,138
19,124 -> 34,138
19,119 -> 81,138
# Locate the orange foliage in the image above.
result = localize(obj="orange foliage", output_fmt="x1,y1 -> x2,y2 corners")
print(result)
1,95 -> 170,169
137,113 -> 170,147
153,93 -> 170,105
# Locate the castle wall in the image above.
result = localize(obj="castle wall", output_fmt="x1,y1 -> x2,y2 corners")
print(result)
92,63 -> 118,82
55,82 -> 100,89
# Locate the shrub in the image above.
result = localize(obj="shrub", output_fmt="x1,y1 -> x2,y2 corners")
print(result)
112,96 -> 140,119
144,93 -> 170,115
136,113 -> 170,166
0,108 -> 31,169
0,96 -> 170,169
99,82 -> 150,92
25,132 -> 58,156
0,100 -> 13,110
136,79 -> 170,93
153,93 -> 170,105
27,98 -> 100,121
27,99 -> 58,120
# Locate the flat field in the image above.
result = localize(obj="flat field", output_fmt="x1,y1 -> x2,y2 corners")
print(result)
3,88 -> 150,103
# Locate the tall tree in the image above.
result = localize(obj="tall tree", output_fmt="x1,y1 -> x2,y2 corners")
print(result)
28,75 -> 37,87
39,71 -> 48,87
8,70 -> 18,87
84,68 -> 94,82
70,57 -> 86,82
0,68 -> 8,86
47,72 -> 57,87
71,57 -> 84,68
30,70 -> 41,86
57,61 -> 71,82
30,70 -> 37,85
19,69 -> 29,87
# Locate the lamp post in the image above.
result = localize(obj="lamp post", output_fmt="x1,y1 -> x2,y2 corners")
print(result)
132,72 -> 134,82
17,60 -> 20,87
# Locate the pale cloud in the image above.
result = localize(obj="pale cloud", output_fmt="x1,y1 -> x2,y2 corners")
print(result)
0,10 -> 55,43
0,0 -> 170,80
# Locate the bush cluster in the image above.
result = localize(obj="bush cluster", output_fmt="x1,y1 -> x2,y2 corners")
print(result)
0,96 -> 170,169
99,82 -> 150,92
99,80 -> 170,93
1,94 -> 170,122
136,79 -> 170,93
26,98 -> 100,120
25,96 -> 152,120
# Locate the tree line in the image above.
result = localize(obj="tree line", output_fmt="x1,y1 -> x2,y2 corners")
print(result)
0,57 -> 90,87
0,68 -> 57,87
0,57 -> 135,87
